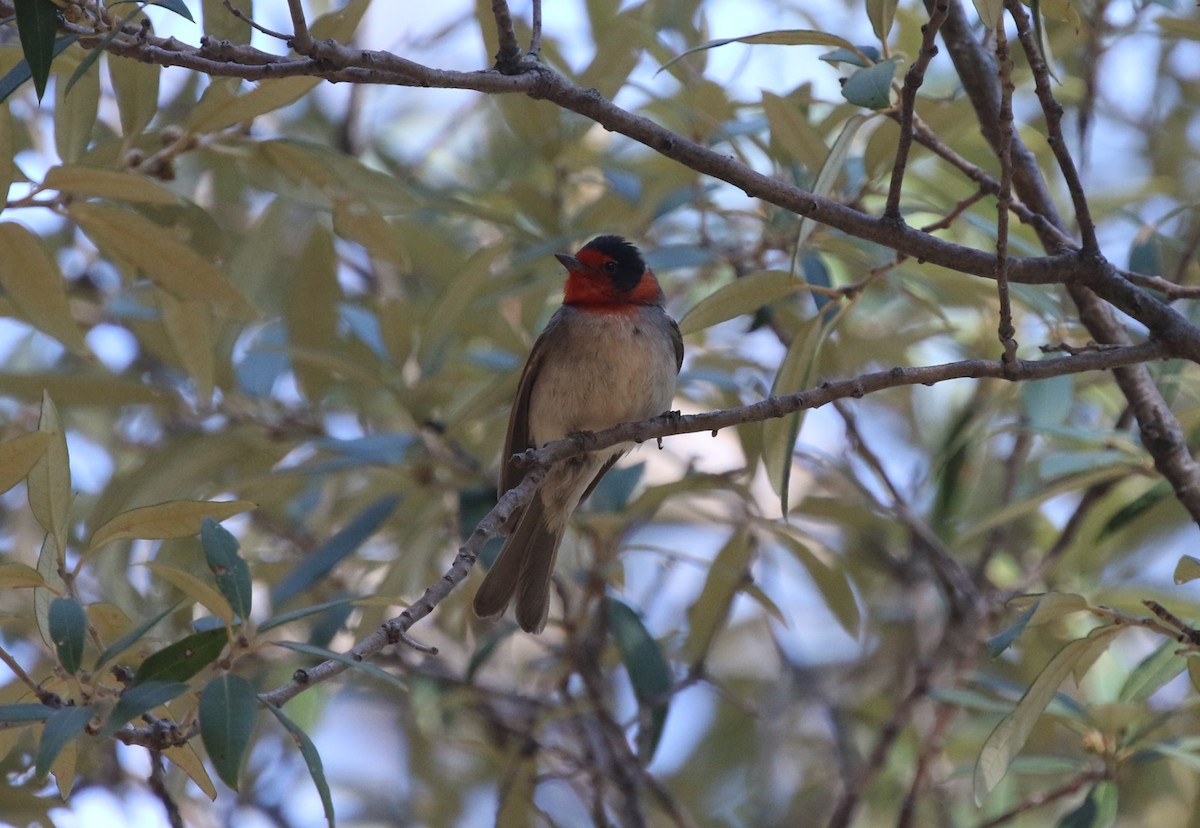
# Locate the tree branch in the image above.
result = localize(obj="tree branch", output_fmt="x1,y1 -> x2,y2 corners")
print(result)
884,2 -> 949,220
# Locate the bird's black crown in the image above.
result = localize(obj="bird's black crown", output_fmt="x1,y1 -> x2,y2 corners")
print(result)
583,235 -> 646,291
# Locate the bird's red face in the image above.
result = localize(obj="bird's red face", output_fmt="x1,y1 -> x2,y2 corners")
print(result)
558,236 -> 663,310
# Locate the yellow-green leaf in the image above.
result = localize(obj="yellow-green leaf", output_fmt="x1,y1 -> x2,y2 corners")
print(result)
0,223 -> 90,355
28,392 -> 71,543
679,270 -> 807,336
762,91 -> 828,170
54,56 -> 99,164
44,165 -> 178,204
157,290 -> 215,401
973,624 -> 1124,803
108,43 -> 160,136
660,29 -> 858,74
796,114 -> 867,251
763,316 -> 823,506
89,499 -> 256,550
774,530 -> 860,636
682,527 -> 752,667
164,742 -> 217,801
0,562 -> 47,589
1175,555 -> 1200,585
142,562 -> 234,624
187,76 -> 320,135
69,202 -> 257,319
0,373 -> 166,406
0,431 -> 51,494
0,107 -> 14,203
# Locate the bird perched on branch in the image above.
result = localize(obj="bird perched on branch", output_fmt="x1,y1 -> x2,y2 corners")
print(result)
473,236 -> 684,633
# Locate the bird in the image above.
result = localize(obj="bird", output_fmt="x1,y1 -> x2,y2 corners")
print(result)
472,236 -> 684,634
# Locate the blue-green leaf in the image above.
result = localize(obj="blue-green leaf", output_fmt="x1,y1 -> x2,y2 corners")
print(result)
202,518 -> 252,620
199,675 -> 258,790
49,596 -> 87,674
841,59 -> 898,109
271,494 -> 400,607
132,627 -> 227,685
264,703 -> 336,828
102,681 -> 189,735
604,597 -> 672,761
35,705 -> 92,778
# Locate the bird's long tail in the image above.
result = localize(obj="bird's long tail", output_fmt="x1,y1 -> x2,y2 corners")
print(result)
472,495 -> 562,634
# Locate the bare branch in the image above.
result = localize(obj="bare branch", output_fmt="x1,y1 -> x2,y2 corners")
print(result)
285,0 -> 311,54
529,0 -> 543,59
884,2 -> 949,220
994,24 -> 1018,365
1004,0 -> 1100,255
491,0 -> 523,73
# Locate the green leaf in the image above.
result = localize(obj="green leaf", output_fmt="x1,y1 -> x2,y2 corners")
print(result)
1175,555 -> 1200,584
866,0 -> 897,41
841,59 -> 898,110
1056,781 -> 1117,828
0,222 -> 89,355
604,597 -> 672,761
796,114 -> 868,250
1006,592 -> 1090,627
774,531 -> 860,636
102,681 -> 189,735
202,519 -> 252,620
0,35 -> 76,105
149,0 -> 194,21
49,597 -> 87,674
271,494 -> 400,607
820,45 -> 881,68
763,315 -> 825,510
1118,640 -> 1186,704
682,528 -> 752,667
263,703 -> 336,828
679,270 -> 807,335
0,704 -> 55,723
199,675 -> 259,790
659,29 -> 859,75
273,641 -> 406,691
132,628 -> 228,686
1022,375 -> 1074,428
93,600 -> 181,672
35,705 -> 92,779
0,431 -> 51,495
14,0 -> 59,101
973,0 -> 1005,27
987,599 -> 1038,659
974,625 -> 1125,803
64,7 -> 140,98
257,596 -> 362,634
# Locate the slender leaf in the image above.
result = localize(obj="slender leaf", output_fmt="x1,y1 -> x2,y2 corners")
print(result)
200,675 -> 259,789
34,705 -> 92,779
271,494 -> 400,606
0,35 -> 76,105
0,431 -> 51,495
132,627 -> 227,686
102,681 -> 189,735
201,519 -> 252,620
90,499 -> 256,550
0,704 -> 54,723
974,625 -> 1125,803
94,600 -> 181,671
659,29 -> 859,75
263,703 -> 336,828
14,0 -> 59,101
604,597 -> 672,761
258,596 -> 362,634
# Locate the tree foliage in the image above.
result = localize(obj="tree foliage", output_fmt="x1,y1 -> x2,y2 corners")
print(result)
1,0 -> 1200,825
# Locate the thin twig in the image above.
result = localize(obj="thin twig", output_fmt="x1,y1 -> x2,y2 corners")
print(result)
528,0 -> 543,59
285,0 -> 311,53
1004,0 -> 1099,255
222,0 -> 290,40
994,22 -> 1018,366
975,769 -> 1105,828
491,0 -> 523,73
884,2 -> 949,220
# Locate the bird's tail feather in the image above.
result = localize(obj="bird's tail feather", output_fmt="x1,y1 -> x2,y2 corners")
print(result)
473,496 -> 563,634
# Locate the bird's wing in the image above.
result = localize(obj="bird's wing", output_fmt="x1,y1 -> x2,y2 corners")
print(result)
499,310 -> 563,497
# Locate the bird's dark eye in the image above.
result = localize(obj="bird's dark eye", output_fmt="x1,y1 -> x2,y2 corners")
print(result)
604,261 -> 618,273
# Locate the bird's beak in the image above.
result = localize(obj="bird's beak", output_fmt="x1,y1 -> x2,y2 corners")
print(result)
555,253 -> 582,271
